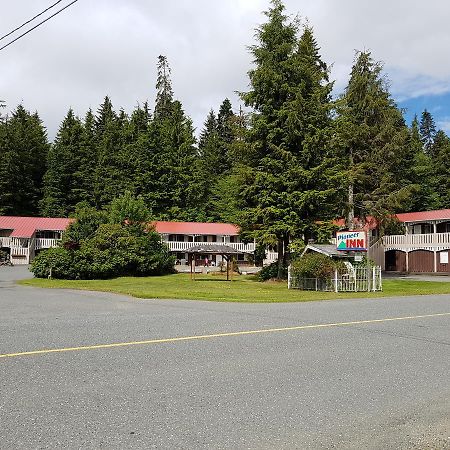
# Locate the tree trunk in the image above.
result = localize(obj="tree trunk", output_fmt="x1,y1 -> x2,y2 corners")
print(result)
348,149 -> 354,230
348,182 -> 354,230
277,237 -> 284,279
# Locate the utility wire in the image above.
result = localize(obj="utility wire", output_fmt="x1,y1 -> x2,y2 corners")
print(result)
0,0 -> 79,53
0,0 -> 65,42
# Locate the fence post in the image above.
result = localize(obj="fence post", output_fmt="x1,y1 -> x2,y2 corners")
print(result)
315,277 -> 318,291
372,266 -> 376,291
334,269 -> 338,293
287,265 -> 291,289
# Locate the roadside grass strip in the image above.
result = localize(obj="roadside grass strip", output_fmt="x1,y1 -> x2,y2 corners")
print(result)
1,312 -> 449,360
19,273 -> 450,303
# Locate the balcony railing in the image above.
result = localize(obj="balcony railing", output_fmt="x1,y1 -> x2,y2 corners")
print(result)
383,232 -> 450,251
35,238 -> 60,250
163,240 -> 256,253
0,236 -> 11,248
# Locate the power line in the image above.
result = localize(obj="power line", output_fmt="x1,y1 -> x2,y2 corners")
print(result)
0,0 -> 79,53
0,0 -> 66,42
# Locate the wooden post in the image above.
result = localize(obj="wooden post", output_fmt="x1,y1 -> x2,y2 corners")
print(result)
189,254 -> 193,281
230,258 -> 233,281
334,269 -> 338,293
193,254 -> 196,281
226,257 -> 229,281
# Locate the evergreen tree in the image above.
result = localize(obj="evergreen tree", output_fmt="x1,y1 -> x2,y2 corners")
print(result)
40,109 -> 84,216
0,105 -> 49,215
94,96 -> 116,137
73,109 -> 97,206
407,116 -> 436,211
151,100 -> 199,220
335,51 -> 412,229
238,1 -> 336,277
154,55 -> 174,119
431,130 -> 450,209
419,109 -> 436,154
217,98 -> 235,144
93,97 -> 127,206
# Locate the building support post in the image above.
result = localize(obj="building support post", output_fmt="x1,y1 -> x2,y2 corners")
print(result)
434,250 -> 437,273
405,251 -> 409,273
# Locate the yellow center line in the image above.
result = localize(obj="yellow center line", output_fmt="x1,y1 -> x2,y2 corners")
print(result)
1,312 -> 450,359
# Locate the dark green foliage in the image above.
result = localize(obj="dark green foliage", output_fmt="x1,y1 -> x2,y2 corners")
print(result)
292,253 -> 344,279
419,109 -> 436,154
31,195 -> 174,279
0,105 -> 49,215
154,55 -> 174,119
2,0 -> 450,241
62,203 -> 108,246
335,51 -> 413,225
238,1 -> 336,278
258,261 -> 287,281
108,191 -> 151,226
31,224 -> 174,279
40,109 -> 85,216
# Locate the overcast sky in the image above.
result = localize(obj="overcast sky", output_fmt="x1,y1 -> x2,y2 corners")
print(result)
1,0 -> 450,139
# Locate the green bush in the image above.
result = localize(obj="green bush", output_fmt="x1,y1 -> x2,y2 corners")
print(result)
291,253 -> 345,279
258,261 -> 288,281
31,224 -> 175,280
31,247 -> 76,279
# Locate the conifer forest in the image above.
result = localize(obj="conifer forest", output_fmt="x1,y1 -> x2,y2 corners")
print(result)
1,1 -> 449,253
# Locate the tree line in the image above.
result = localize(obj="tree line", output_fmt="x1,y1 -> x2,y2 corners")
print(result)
1,0 -> 449,276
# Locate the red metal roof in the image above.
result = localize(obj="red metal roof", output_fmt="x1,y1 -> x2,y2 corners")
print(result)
396,209 -> 450,223
333,216 -> 378,231
0,216 -> 73,238
153,221 -> 239,236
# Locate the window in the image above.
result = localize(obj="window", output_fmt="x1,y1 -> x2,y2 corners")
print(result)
437,222 -> 450,233
422,223 -> 433,234
440,252 -> 449,264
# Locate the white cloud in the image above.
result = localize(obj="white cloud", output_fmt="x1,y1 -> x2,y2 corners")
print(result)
1,0 -> 450,138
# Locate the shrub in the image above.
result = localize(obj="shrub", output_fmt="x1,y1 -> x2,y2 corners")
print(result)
291,253 -> 345,279
258,261 -> 288,281
31,223 -> 175,280
31,247 -> 76,279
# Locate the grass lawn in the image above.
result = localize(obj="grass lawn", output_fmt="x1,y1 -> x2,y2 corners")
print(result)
19,273 -> 450,303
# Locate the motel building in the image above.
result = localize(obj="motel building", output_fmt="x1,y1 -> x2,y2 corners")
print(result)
0,217 -> 265,266
153,221 -> 258,266
0,216 -> 72,265
377,209 -> 450,274
1,209 -> 449,274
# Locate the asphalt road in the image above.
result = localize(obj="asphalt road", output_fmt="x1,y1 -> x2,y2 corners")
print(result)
1,267 -> 449,449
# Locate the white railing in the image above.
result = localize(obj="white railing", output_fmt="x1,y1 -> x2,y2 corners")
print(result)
0,236 -> 11,248
35,238 -> 60,250
289,267 -> 382,292
264,251 -> 278,263
163,240 -> 256,253
383,232 -> 450,251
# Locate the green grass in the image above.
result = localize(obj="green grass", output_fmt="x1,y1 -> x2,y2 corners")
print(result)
18,273 -> 450,303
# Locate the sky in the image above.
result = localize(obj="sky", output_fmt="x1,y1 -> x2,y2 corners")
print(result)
1,0 -> 450,140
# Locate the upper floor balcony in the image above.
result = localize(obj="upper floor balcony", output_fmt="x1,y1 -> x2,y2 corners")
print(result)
163,240 -> 256,253
383,232 -> 450,252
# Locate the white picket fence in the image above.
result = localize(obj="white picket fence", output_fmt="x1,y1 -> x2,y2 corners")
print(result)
289,266 -> 382,292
